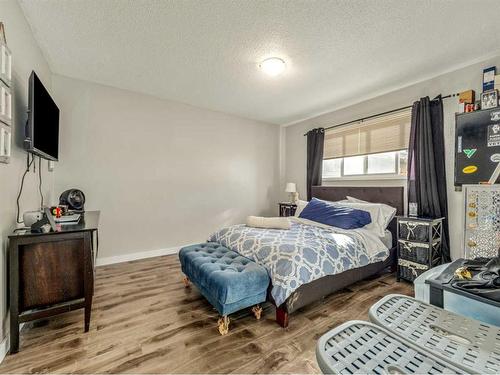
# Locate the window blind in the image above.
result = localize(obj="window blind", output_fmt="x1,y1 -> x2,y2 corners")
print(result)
323,109 -> 411,160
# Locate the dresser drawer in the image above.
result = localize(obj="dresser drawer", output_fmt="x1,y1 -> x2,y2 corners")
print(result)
19,239 -> 85,310
398,220 -> 430,242
398,259 -> 429,282
398,240 -> 430,264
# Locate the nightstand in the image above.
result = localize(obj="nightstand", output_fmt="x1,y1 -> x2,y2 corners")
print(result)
278,202 -> 297,217
396,216 -> 444,282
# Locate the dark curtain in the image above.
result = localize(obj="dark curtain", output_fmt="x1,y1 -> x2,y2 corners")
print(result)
306,128 -> 325,201
408,96 -> 450,262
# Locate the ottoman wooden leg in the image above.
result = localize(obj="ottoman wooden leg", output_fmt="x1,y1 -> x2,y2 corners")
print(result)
182,276 -> 190,288
252,305 -> 263,320
217,316 -> 230,335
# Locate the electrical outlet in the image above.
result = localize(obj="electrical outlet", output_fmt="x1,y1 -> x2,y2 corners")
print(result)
48,160 -> 54,172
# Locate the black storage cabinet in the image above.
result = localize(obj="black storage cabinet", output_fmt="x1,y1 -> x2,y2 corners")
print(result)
396,217 -> 444,282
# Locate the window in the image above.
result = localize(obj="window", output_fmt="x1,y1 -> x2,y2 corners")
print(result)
344,155 -> 364,175
323,158 -> 341,178
323,150 -> 408,179
368,152 -> 396,174
322,109 -> 411,179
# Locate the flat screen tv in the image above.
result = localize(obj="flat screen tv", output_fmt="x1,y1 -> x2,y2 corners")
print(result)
26,71 -> 60,161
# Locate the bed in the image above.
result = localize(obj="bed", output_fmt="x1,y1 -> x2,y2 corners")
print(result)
272,186 -> 404,327
210,186 -> 404,327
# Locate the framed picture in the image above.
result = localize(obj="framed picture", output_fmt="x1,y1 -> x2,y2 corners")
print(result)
0,22 -> 10,88
0,23 -> 5,44
0,43 -> 11,87
0,79 -> 12,125
0,123 -> 11,164
483,66 -> 496,92
481,90 -> 499,110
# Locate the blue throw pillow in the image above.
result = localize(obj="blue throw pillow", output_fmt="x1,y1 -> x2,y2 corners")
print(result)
299,198 -> 371,229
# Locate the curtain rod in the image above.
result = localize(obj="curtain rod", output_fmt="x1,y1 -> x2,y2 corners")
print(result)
303,93 -> 459,136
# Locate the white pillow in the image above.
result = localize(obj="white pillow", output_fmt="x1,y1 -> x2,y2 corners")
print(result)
341,197 -> 396,237
294,200 -> 308,217
334,201 -> 386,236
345,196 -> 397,233
247,216 -> 290,229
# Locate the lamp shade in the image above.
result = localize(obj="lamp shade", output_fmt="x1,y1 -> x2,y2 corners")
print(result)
285,182 -> 296,193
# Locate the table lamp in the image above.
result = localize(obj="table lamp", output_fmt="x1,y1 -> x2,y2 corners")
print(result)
285,182 -> 298,204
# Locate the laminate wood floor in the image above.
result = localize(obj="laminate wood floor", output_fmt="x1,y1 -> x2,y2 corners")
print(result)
1,255 -> 413,374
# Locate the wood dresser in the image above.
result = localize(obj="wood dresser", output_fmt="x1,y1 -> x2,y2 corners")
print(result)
8,211 -> 99,353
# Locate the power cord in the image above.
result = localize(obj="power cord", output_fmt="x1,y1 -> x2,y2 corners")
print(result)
38,156 -> 44,208
16,153 -> 35,224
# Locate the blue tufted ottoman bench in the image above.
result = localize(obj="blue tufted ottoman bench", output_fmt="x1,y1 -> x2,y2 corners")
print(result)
179,242 -> 269,335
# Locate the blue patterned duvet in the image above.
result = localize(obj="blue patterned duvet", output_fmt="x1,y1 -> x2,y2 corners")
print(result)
208,220 -> 389,306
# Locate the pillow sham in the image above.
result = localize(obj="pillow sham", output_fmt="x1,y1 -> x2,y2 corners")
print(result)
294,199 -> 349,217
299,198 -> 371,230
335,201 -> 387,236
346,196 -> 397,232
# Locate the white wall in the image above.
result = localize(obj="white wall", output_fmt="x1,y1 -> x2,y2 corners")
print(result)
51,75 -> 280,261
284,56 -> 500,261
0,0 -> 53,351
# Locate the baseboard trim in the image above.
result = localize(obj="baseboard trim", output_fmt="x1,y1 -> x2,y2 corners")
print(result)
96,246 -> 186,266
0,322 -> 25,363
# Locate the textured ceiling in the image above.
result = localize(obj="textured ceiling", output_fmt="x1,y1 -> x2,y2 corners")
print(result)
19,0 -> 500,125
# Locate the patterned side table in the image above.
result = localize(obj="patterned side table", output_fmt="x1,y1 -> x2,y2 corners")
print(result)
397,216 -> 444,282
278,202 -> 297,217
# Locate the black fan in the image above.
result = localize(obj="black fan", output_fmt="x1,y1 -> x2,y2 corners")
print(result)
59,189 -> 86,211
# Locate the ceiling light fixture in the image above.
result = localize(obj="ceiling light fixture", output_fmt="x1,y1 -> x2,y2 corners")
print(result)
259,57 -> 286,77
